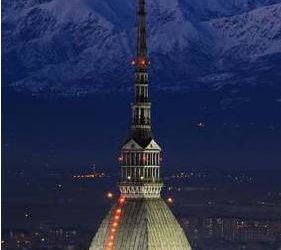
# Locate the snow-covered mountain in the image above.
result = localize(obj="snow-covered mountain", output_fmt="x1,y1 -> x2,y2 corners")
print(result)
2,0 -> 281,95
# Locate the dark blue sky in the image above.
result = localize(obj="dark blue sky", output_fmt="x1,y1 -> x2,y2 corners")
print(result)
3,87 -> 281,174
2,0 -> 281,174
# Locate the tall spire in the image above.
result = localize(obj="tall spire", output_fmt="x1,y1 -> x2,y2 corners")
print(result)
134,0 -> 149,67
136,0 -> 147,57
131,0 -> 152,148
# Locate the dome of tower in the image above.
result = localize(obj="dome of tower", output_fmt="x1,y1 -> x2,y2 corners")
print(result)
89,198 -> 191,250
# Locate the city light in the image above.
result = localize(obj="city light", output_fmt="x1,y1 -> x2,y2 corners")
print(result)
167,197 -> 173,204
107,192 -> 113,199
105,195 -> 126,249
196,122 -> 205,128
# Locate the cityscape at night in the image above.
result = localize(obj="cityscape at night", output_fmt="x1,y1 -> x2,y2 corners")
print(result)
2,168 -> 281,249
2,0 -> 281,249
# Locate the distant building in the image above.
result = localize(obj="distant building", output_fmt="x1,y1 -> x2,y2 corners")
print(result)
181,217 -> 281,249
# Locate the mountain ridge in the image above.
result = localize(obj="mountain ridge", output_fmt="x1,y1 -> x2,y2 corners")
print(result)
3,0 -> 281,95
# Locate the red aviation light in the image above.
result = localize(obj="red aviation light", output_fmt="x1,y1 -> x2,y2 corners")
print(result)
132,56 -> 150,67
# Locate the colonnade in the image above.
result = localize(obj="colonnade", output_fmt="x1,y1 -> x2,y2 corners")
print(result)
121,152 -> 160,166
121,166 -> 160,181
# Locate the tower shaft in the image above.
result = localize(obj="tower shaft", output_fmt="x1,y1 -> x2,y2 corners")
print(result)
131,0 -> 152,145
119,0 -> 162,199
136,0 -> 147,57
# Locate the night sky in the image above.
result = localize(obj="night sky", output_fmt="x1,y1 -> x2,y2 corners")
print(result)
3,87 -> 281,175
2,3 -> 281,249
2,0 -> 281,176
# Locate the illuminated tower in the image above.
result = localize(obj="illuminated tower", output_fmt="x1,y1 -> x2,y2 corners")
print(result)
89,0 -> 191,249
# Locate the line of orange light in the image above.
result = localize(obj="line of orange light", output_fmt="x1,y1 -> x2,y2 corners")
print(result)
105,195 -> 126,250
